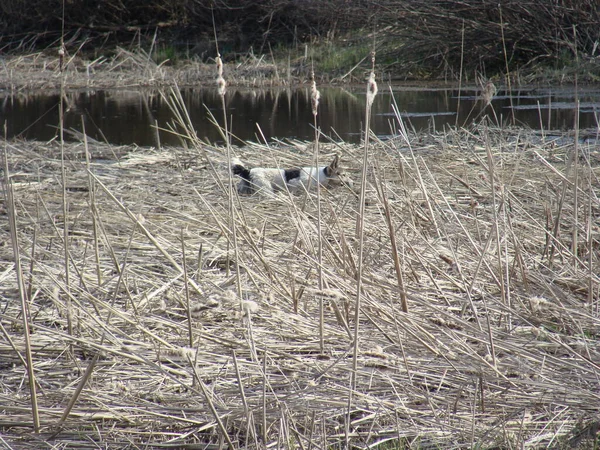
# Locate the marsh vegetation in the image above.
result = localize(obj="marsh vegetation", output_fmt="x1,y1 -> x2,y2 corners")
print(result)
2,110 -> 599,447
1,2 -> 600,448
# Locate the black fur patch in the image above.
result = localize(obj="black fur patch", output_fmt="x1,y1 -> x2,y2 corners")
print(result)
323,166 -> 330,177
284,168 -> 302,182
232,164 -> 253,194
232,164 -> 251,180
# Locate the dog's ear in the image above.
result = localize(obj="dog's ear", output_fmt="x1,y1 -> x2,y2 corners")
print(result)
328,155 -> 339,172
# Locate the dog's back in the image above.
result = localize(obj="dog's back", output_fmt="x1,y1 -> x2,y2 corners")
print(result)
232,155 -> 347,195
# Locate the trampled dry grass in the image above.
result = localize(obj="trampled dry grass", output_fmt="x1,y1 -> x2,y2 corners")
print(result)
1,124 -> 599,448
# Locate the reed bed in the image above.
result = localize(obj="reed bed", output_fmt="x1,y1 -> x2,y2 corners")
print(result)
0,51 -> 282,92
1,123 -> 599,448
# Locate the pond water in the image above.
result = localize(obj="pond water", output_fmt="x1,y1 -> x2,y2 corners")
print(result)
1,85 -> 599,147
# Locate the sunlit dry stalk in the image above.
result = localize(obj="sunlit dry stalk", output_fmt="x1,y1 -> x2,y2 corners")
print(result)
455,19 -> 465,127
2,141 -> 40,432
59,43 -> 73,338
82,118 -> 102,286
348,51 -> 377,443
54,353 -> 98,432
181,229 -> 193,348
188,356 -> 235,447
571,29 -> 580,266
310,70 -> 326,353
216,52 -> 243,303
262,348 -> 270,443
56,123 -> 132,428
484,131 -> 501,365
586,152 -> 594,311
376,179 -> 409,313
548,147 -> 574,264
498,3 -> 515,124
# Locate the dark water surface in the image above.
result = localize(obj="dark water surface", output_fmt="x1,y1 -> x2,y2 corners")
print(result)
1,86 -> 599,146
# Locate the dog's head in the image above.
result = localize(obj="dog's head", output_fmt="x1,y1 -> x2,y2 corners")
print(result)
324,155 -> 353,188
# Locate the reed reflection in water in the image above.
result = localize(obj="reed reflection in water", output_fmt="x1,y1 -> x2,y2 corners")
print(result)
1,86 -> 598,146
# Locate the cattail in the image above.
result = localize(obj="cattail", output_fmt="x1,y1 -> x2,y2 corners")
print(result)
310,72 -> 320,117
366,51 -> 378,109
216,54 -> 223,77
216,54 -> 226,96
217,76 -> 226,96
366,71 -> 378,110
481,79 -> 497,107
58,46 -> 65,73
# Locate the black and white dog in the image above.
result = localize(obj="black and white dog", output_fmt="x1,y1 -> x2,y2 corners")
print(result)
231,155 -> 348,195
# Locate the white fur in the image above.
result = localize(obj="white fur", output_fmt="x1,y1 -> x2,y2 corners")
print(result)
290,167 -> 331,188
247,166 -> 329,193
233,159 -> 341,196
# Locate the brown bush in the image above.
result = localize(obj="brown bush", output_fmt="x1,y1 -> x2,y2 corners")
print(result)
0,0 -> 369,56
376,0 -> 600,77
1,0 -> 597,78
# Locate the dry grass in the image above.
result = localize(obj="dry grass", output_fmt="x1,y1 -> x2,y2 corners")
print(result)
1,122 -> 600,448
0,50 -> 284,92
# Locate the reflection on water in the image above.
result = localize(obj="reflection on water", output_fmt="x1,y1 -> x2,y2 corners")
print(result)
1,86 -> 598,146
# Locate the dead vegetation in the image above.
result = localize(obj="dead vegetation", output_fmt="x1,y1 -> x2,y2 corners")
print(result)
1,119 -> 599,448
376,0 -> 600,78
0,50 -> 285,92
3,0 -> 600,84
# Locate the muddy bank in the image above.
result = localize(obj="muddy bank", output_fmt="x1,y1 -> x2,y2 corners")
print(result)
1,127 -> 599,448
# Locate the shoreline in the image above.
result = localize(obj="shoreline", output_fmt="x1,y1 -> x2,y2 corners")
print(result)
0,52 -> 587,93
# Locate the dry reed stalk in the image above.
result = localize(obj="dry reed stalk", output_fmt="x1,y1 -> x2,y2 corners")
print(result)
181,229 -> 193,348
262,348 -> 268,443
498,3 -> 515,125
54,353 -> 99,432
372,151 -> 409,314
309,70 -> 326,353
348,51 -> 378,444
82,118 -> 102,286
455,19 -> 465,128
484,133 -> 507,321
188,356 -> 235,447
571,81 -> 580,265
58,43 -> 73,340
585,150 -> 595,312
26,226 -> 36,305
547,143 -> 577,264
215,52 -> 244,303
2,141 -> 40,432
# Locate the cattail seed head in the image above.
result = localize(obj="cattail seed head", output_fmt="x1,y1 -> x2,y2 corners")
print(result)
310,74 -> 320,117
216,54 -> 223,77
366,71 -> 378,110
59,46 -> 65,72
481,80 -> 496,107
217,76 -> 227,96
216,54 -> 226,96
